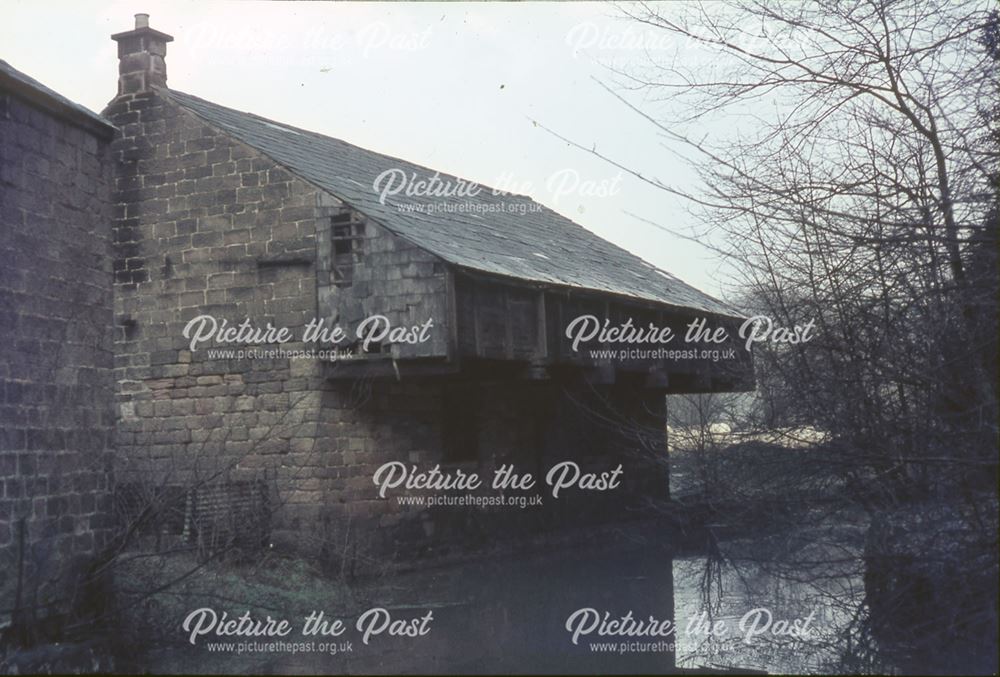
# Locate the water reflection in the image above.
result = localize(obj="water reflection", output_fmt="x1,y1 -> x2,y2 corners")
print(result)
146,526 -> 877,675
347,537 -> 681,675
285,531 -> 865,675
673,551 -> 864,674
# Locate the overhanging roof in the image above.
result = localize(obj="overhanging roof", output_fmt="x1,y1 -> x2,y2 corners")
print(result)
166,88 -> 740,318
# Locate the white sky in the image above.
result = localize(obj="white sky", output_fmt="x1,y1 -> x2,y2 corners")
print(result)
2,1 -> 736,298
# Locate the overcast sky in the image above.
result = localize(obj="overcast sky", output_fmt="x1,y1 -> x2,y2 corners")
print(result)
3,1 -> 737,298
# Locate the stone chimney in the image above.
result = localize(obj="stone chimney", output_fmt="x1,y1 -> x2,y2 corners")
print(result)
111,13 -> 174,95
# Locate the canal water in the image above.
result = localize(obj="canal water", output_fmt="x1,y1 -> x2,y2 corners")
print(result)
147,523 -> 868,674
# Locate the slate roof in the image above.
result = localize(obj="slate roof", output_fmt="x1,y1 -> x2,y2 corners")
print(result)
165,88 -> 739,318
0,60 -> 115,137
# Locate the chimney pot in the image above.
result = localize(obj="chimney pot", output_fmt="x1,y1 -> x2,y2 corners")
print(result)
111,14 -> 174,95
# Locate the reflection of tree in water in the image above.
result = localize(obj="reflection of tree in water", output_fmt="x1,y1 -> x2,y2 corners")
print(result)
665,415 -> 997,674
674,518 -> 874,674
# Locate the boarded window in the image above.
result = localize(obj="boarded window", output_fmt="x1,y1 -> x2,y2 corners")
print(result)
114,479 -> 270,553
331,210 -> 365,287
188,480 -> 270,552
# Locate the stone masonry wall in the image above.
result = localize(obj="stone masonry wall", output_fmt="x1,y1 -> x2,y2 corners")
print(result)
102,89 -> 455,559
316,202 -> 451,360
101,87 -> 668,567
0,91 -> 115,622
103,89 -> 333,550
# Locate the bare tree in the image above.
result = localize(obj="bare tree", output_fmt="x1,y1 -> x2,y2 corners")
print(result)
557,1 -> 999,673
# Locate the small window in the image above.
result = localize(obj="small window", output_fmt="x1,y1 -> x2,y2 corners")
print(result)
333,226 -> 353,255
331,211 -> 364,287
442,384 -> 479,463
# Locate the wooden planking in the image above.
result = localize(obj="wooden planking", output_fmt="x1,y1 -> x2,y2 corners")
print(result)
427,270 -> 753,392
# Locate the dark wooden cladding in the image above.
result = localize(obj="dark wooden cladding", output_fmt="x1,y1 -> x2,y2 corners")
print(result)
448,272 -> 753,392
456,278 -> 541,361
326,269 -> 752,392
508,288 -> 539,360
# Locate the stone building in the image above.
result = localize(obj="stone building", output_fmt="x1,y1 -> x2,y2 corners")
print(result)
102,15 -> 751,564
0,61 -> 116,635
2,13 -> 752,591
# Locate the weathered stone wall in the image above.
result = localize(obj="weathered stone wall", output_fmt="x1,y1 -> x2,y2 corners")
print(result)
100,90 -> 446,557
103,89 -> 334,549
101,88 -> 668,566
0,91 -> 115,621
316,202 -> 450,360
